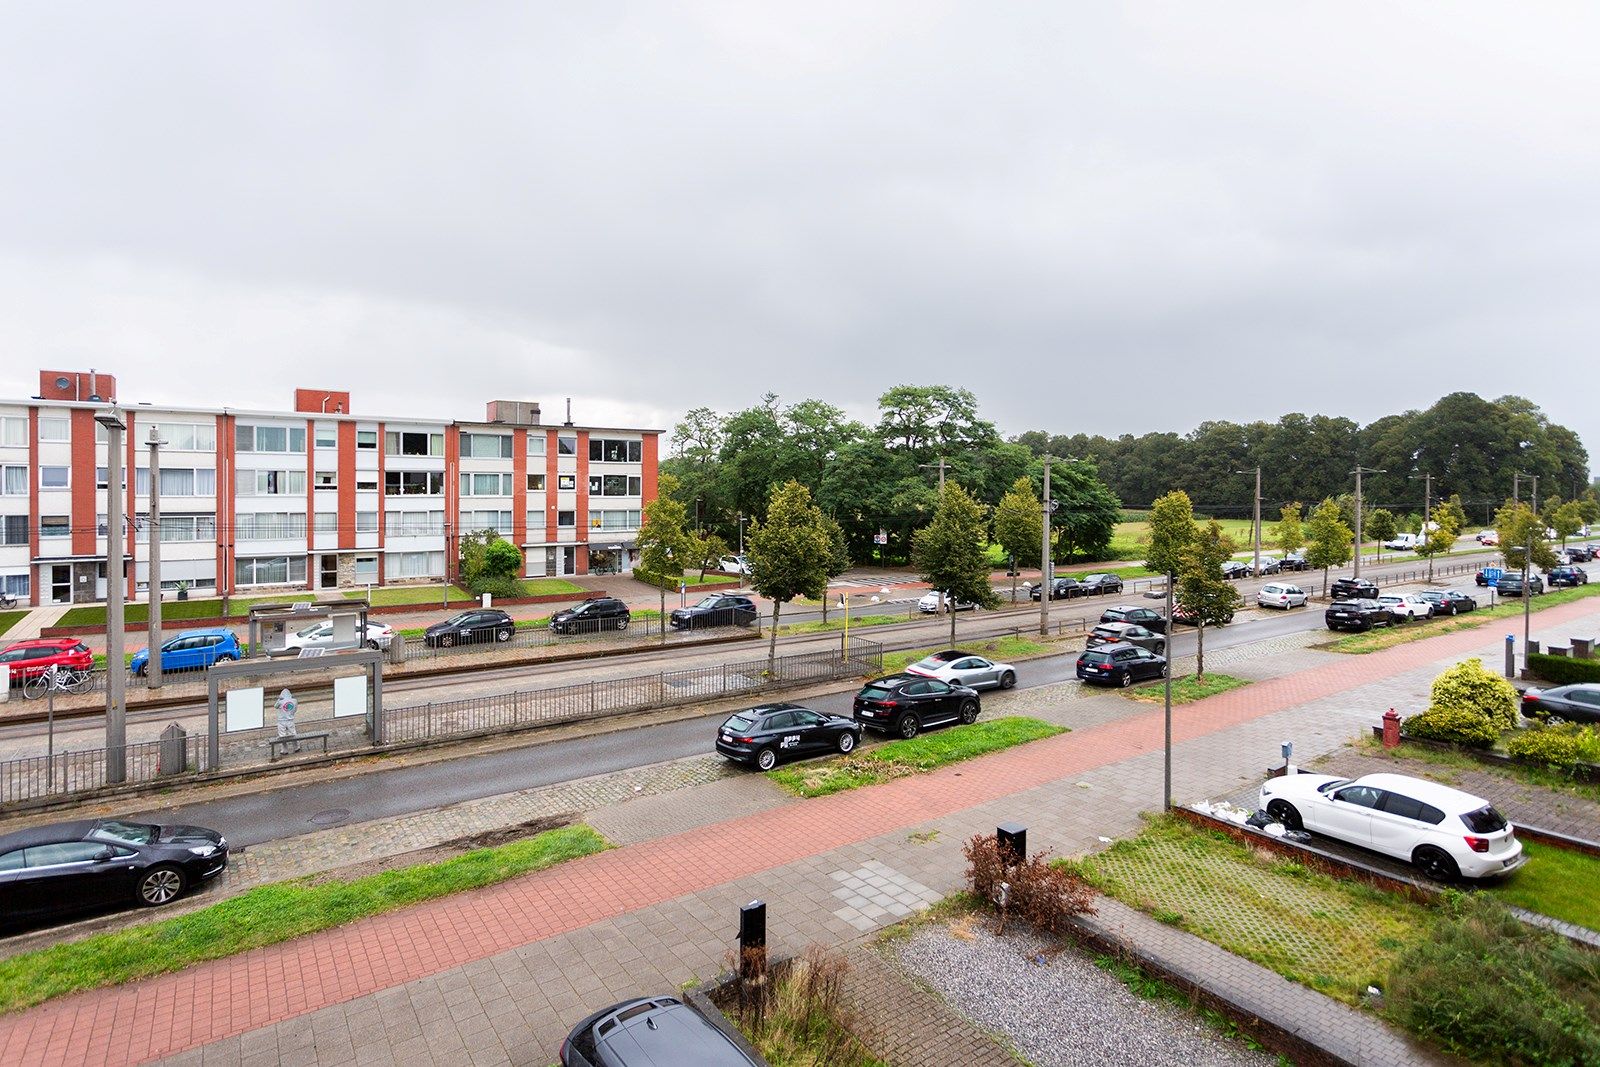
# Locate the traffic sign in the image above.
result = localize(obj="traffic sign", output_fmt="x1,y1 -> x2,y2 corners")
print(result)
1483,567 -> 1503,587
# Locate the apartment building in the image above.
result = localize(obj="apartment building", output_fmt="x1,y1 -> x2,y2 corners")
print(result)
0,370 -> 660,607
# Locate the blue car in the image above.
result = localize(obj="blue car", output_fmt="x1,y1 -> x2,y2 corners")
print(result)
130,629 -> 241,676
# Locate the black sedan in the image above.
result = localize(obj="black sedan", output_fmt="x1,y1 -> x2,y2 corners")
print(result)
853,674 -> 980,739
1520,684 -> 1600,724
717,702 -> 861,770
1100,604 -> 1168,633
1077,574 -> 1125,596
1324,599 -> 1393,632
671,594 -> 758,630
423,608 -> 515,647
0,818 -> 227,926
1220,561 -> 1252,580
1418,589 -> 1477,616
1279,552 -> 1311,571
1030,578 -> 1083,601
1496,574 -> 1544,597
1076,643 -> 1166,687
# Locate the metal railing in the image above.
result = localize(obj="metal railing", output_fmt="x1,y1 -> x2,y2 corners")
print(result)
0,731 -> 209,805
394,612 -> 760,664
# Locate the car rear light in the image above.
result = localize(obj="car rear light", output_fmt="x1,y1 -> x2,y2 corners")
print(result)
879,700 -> 898,707
1522,692 -> 1538,702
1464,836 -> 1491,853
734,736 -> 755,743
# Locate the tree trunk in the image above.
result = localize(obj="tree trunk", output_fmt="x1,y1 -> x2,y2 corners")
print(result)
949,598 -> 957,644
659,588 -> 666,645
821,595 -> 829,624
1196,620 -> 1206,681
1322,567 -> 1329,597
767,600 -> 781,677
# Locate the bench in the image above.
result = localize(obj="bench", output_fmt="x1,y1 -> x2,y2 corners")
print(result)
268,731 -> 331,761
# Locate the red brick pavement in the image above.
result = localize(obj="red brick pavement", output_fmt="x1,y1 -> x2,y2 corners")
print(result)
4,597 -> 1594,1066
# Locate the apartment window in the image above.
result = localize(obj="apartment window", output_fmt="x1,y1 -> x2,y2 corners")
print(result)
315,470 -> 337,490
1,515 -> 27,545
526,510 -> 542,532
314,513 -> 338,534
383,431 -> 444,457
238,469 -> 307,496
588,438 -> 643,463
136,514 -> 216,543
356,430 -> 377,450
235,513 -> 308,539
384,471 -> 444,496
1,466 -> 26,495
589,509 -> 642,530
39,466 -> 69,489
136,467 -> 217,497
356,477 -> 378,492
355,511 -> 378,533
588,474 -> 642,497
385,510 -> 443,536
557,510 -> 576,528
235,424 -> 306,453
154,422 -> 215,451
389,551 -> 443,578
40,515 -> 69,538
527,434 -> 546,456
97,466 -> 109,490
38,418 -> 69,443
235,555 -> 308,586
2,573 -> 29,598
526,473 -> 546,491
464,510 -> 513,534
557,474 -> 576,491
354,555 -> 379,582
460,472 -> 513,497
460,433 -> 513,459
0,417 -> 26,447
557,434 -> 577,456
314,424 -> 337,449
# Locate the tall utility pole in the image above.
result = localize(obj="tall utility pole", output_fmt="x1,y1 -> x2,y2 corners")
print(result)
1529,475 -> 1540,514
1412,472 -> 1433,584
918,457 -> 949,494
1163,572 -> 1173,810
1235,467 -> 1261,575
1039,456 -> 1052,637
1513,472 -> 1520,505
1350,466 -> 1386,579
146,426 -> 164,689
1523,527 -> 1533,671
95,410 -> 127,784
737,512 -> 746,556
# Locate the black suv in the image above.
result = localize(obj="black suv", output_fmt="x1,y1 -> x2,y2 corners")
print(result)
853,674 -> 980,738
1417,589 -> 1477,616
1324,598 -> 1392,632
1077,574 -> 1124,595
550,597 -> 631,635
670,594 -> 758,630
715,702 -> 861,770
1548,566 -> 1588,587
1076,643 -> 1167,687
1330,577 -> 1379,600
1029,577 -> 1082,601
1099,605 -> 1168,633
423,608 -> 515,648
1496,573 -> 1544,597
1219,561 -> 1252,580
1278,552 -> 1310,571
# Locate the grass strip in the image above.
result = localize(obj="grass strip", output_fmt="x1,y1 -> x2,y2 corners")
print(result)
1488,841 -> 1600,932
1326,583 -> 1600,654
56,596 -> 284,627
880,635 -> 1054,676
1124,673 -> 1251,704
769,717 -> 1064,797
0,610 -> 27,638
779,614 -> 904,636
0,824 -> 609,1015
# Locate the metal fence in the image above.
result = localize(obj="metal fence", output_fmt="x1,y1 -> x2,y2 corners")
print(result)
385,638 -> 884,745
0,731 -> 210,805
394,613 -> 760,664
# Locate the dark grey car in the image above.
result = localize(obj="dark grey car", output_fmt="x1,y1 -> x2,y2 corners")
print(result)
560,996 -> 759,1066
1085,622 -> 1166,656
1520,684 -> 1600,724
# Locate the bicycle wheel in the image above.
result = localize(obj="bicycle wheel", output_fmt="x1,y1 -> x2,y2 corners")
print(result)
22,673 -> 49,700
63,670 -> 96,694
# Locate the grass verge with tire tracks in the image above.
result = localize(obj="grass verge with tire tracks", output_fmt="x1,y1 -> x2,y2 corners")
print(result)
768,717 -> 1065,798
1124,673 -> 1251,704
0,824 -> 609,1015
1324,583 -> 1600,654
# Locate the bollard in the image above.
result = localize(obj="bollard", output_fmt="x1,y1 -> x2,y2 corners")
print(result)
738,900 -> 767,981
158,722 -> 187,775
1505,635 -> 1516,678
1382,708 -> 1401,749
1573,638 -> 1593,660
997,822 -> 1027,866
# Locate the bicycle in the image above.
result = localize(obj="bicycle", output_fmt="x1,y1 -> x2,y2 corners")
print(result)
0,592 -> 16,610
23,664 -> 96,700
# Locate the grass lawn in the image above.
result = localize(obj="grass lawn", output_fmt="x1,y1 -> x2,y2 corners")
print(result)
1489,841 -> 1600,932
0,824 -> 608,1015
779,614 -> 904,636
346,585 -> 477,606
678,573 -> 741,586
769,717 -> 1065,797
0,610 -> 26,638
1125,673 -> 1251,704
880,635 -> 1055,675
1326,583 -> 1600,654
57,596 -> 284,627
1061,815 -> 1432,1005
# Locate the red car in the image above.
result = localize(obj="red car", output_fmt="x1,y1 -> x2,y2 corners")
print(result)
0,639 -> 94,684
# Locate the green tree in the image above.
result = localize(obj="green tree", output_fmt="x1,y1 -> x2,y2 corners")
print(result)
1366,508 -> 1398,564
1418,495 -> 1467,563
1551,499 -> 1585,550
748,480 -> 834,674
457,531 -> 524,597
992,477 -> 1042,571
637,473 -> 694,629
913,484 -> 1003,643
1577,490 -> 1600,526
818,514 -> 852,624
1146,491 -> 1198,610
1495,500 -> 1560,575
1274,503 -> 1305,558
1046,459 -> 1122,562
1305,498 -> 1354,597
691,531 -> 730,579
1174,521 -> 1240,680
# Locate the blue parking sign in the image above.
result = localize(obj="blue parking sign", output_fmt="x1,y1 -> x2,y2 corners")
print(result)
1484,567 -> 1502,587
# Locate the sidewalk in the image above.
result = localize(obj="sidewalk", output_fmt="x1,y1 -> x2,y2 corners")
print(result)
3,597 -> 1597,1066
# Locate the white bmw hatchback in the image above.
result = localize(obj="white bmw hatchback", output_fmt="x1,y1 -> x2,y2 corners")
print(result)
1258,771 -> 1525,881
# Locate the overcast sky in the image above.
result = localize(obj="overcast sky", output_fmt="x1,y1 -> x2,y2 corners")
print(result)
2,3 -> 1596,462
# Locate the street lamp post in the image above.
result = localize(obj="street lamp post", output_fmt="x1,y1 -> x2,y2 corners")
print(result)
146,426 -> 165,689
1350,466 -> 1385,579
1235,467 -> 1261,576
94,409 -> 128,784
1411,472 -> 1434,584
1039,456 -> 1053,637
1163,571 -> 1174,810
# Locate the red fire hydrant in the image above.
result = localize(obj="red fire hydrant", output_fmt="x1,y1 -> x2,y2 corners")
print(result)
1382,707 -> 1401,749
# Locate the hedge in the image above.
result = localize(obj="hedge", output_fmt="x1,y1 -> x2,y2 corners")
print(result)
1527,652 -> 1600,686
1505,722 -> 1600,772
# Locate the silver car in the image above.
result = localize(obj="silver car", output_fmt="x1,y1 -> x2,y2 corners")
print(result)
904,649 -> 1017,690
1257,583 -> 1307,609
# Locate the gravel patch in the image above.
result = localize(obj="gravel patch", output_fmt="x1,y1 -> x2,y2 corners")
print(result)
893,922 -> 1276,1067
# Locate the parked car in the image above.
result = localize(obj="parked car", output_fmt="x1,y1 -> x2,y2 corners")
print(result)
1172,603 -> 1235,626
1495,573 -> 1544,597
1475,530 -> 1499,545
1219,560 -> 1252,580
0,818 -> 228,926
1256,583 -> 1307,610
1547,566 -> 1588,588
1278,551 -> 1310,571
1099,605 -> 1168,633
1382,533 -> 1421,551
1076,573 -> 1124,596
853,674 -> 980,738
1259,772 -> 1524,881
281,620 -> 393,652
1324,599 -> 1392,632
1085,622 -> 1166,655
1330,577 -> 1379,600
917,590 -> 976,614
559,996 -> 761,1067
1075,643 -> 1166,688
715,702 -> 862,770
1474,567 -> 1494,587
1251,556 -> 1282,576
1520,683 -> 1600,724
1,638 -> 94,685
130,629 -> 241,675
1560,545 -> 1594,563
671,594 -> 755,630
715,555 -> 752,576
905,649 -> 1017,690
422,609 -> 514,648
1029,577 -> 1082,601
552,597 -> 633,634
1417,589 -> 1477,616
1377,593 -> 1434,621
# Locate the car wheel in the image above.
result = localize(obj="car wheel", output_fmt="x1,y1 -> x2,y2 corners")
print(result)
367,640 -> 381,650
958,699 -> 979,725
837,731 -> 857,754
137,864 -> 187,907
440,634 -> 456,647
1265,799 -> 1302,831
617,617 -> 628,630
135,664 -> 148,677
1118,671 -> 1133,688
755,747 -> 778,771
496,629 -> 512,642
897,714 -> 920,739
999,670 -> 1016,689
1153,642 -> 1166,657
1413,846 -> 1460,882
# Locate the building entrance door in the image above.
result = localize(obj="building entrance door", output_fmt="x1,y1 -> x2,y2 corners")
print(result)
50,565 -> 71,604
321,554 -> 338,589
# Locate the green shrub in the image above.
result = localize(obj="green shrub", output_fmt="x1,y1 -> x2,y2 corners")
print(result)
1527,652 -> 1600,686
1402,705 -> 1501,748
1386,895 -> 1600,1065
471,575 -> 526,599
1427,658 -> 1518,731
1507,722 -> 1600,772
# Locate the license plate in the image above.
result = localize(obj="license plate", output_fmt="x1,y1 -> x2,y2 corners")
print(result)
721,734 -> 732,742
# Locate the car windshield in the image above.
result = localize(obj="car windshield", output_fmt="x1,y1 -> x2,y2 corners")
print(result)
694,597 -> 724,608
1317,779 -> 1352,794
296,623 -> 327,638
1079,651 -> 1111,664
912,657 -> 945,670
858,686 -> 894,701
1461,805 -> 1508,833
723,714 -> 755,732
1090,628 -> 1120,640
90,820 -> 158,845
